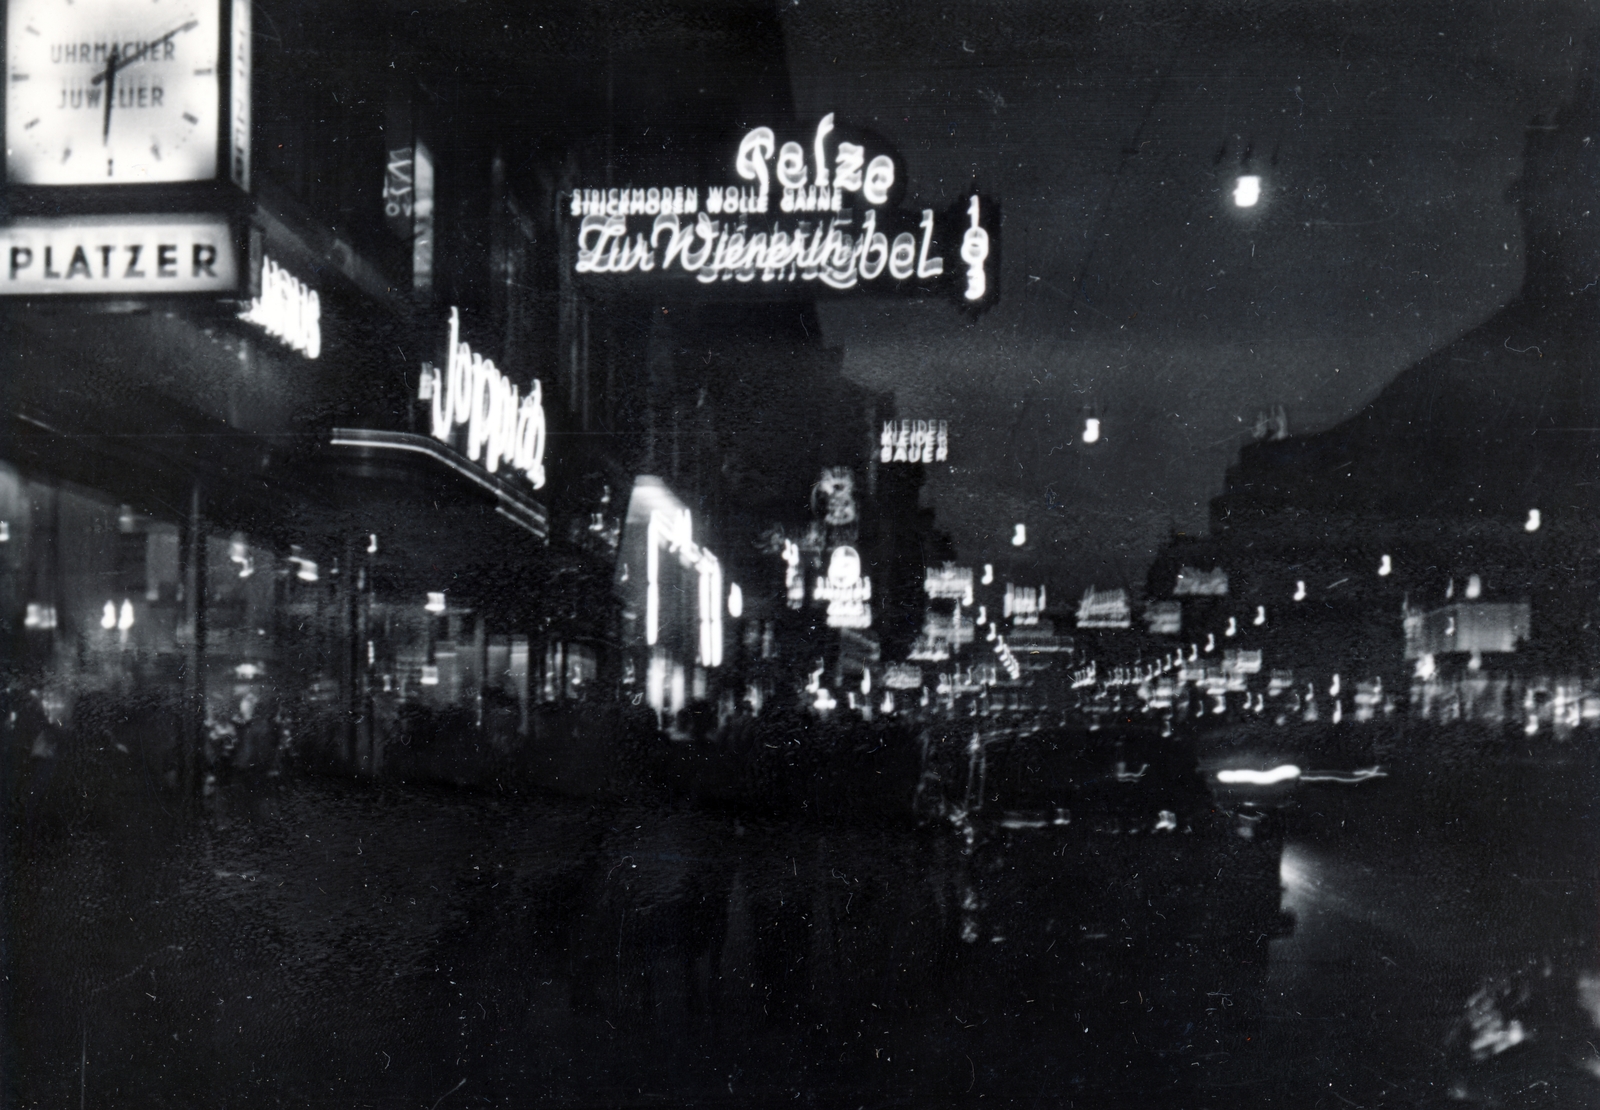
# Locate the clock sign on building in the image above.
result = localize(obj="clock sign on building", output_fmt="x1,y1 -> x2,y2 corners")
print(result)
5,0 -> 244,185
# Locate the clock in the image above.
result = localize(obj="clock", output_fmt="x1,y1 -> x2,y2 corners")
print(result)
5,0 -> 222,185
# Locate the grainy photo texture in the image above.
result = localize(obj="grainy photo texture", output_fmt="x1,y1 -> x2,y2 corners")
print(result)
4,2 -> 1600,1107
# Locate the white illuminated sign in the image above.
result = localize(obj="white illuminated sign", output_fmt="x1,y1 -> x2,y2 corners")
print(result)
814,545 -> 872,629
565,114 -> 994,303
1076,586 -> 1131,629
418,307 -> 546,489
239,254 -> 320,357
1004,583 -> 1046,626
924,564 -> 974,603
1174,566 -> 1229,597
229,0 -> 251,190
881,419 -> 948,464
646,505 -> 723,667
5,0 -> 222,185
782,539 -> 804,609
0,215 -> 238,295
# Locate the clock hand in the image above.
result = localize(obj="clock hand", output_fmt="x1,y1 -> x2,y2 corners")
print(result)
89,19 -> 200,146
90,20 -> 200,86
101,47 -> 117,143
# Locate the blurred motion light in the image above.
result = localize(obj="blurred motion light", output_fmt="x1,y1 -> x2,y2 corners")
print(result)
425,592 -> 447,613
1378,554 -> 1392,577
118,599 -> 135,632
1012,523 -> 1027,546
1293,579 -> 1306,601
1232,175 -> 1261,208
1218,764 -> 1300,785
1082,418 -> 1101,444
101,601 -> 117,630
1525,509 -> 1541,533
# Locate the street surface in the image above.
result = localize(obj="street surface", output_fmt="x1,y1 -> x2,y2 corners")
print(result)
7,738 -> 1600,1108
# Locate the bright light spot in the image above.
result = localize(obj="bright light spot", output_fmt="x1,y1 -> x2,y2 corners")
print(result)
1415,652 -> 1436,680
367,533 -> 379,554
101,601 -> 117,630
1204,633 -> 1216,653
1217,764 -> 1301,785
1232,175 -> 1261,208
1154,810 -> 1178,832
1378,554 -> 1392,576
727,582 -> 743,619
0,520 -> 9,542
420,664 -> 440,686
1225,616 -> 1238,637
813,687 -> 836,712
118,599 -> 135,631
1525,508 -> 1541,533
1082,417 -> 1101,444
1012,523 -> 1027,546
1293,579 -> 1306,601
425,592 -> 447,613
1299,766 -> 1388,784
296,559 -> 319,583
860,670 -> 871,695
981,563 -> 994,585
235,663 -> 264,679
1329,673 -> 1341,697
1466,574 -> 1482,600
1253,605 -> 1267,626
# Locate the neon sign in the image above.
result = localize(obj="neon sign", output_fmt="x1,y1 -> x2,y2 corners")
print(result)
240,254 -> 320,358
924,564 -> 974,603
418,307 -> 546,489
566,114 -> 997,307
647,504 -> 723,667
881,419 -> 948,464
1004,583 -> 1046,626
814,546 -> 872,630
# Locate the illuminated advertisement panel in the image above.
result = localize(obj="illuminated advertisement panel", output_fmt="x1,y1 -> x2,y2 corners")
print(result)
565,115 -> 997,309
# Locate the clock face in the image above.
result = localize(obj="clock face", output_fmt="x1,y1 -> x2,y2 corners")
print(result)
6,0 -> 221,185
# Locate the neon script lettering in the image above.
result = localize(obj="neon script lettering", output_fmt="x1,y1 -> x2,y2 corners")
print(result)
576,208 -> 943,290
239,254 -> 320,358
421,307 -> 546,489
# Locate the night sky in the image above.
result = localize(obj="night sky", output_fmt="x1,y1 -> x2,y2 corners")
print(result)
780,0 -> 1594,597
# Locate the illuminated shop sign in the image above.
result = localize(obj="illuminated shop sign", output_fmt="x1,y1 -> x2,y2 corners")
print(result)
924,564 -> 974,603
239,254 -> 319,357
782,539 -> 805,609
881,419 -> 948,464
814,467 -> 858,527
1145,600 -> 1183,635
883,663 -> 923,690
417,307 -> 546,489
1174,566 -> 1229,596
1004,583 -> 1046,626
1076,587 -> 1131,629
814,546 -> 872,630
0,215 -> 238,295
647,503 -> 724,667
566,113 -> 996,306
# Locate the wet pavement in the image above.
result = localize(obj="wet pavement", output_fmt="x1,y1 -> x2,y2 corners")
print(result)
6,737 -> 1600,1109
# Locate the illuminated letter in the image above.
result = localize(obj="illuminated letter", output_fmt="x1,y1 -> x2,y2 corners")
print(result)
735,127 -> 775,196
834,143 -> 864,191
777,141 -> 807,190
812,112 -> 834,187
960,195 -> 988,300
858,209 -> 888,280
888,232 -> 916,280
917,209 -> 945,278
862,154 -> 895,205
